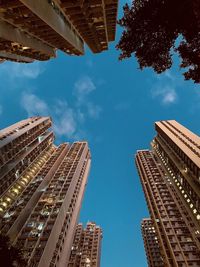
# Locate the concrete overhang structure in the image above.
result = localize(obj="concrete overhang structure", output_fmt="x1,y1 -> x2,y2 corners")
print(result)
0,0 -> 118,63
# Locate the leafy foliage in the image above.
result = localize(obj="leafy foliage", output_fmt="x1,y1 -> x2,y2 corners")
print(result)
0,234 -> 26,267
116,0 -> 200,83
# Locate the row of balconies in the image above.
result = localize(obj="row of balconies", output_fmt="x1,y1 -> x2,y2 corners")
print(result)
0,145 -> 54,234
62,0 -> 117,53
0,123 -> 51,168
18,143 -> 86,265
0,134 -> 53,197
166,120 -> 200,152
157,135 -> 200,183
0,117 -> 41,141
2,1 -> 84,57
0,40 -> 51,62
0,130 -> 53,181
1,120 -> 50,154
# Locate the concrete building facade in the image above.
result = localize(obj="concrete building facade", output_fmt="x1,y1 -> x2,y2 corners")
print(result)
0,0 -> 118,63
141,218 -> 164,267
68,222 -> 102,267
136,120 -> 200,267
0,116 -> 91,267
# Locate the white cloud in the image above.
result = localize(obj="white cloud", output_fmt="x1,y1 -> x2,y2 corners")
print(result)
1,61 -> 44,79
21,92 -> 49,116
87,102 -> 102,119
151,70 -> 180,105
162,90 -> 177,104
164,70 -> 175,81
73,76 -> 102,119
21,75 -> 102,140
74,76 -> 96,103
152,86 -> 177,105
21,94 -> 84,139
53,100 -> 77,138
54,110 -> 76,138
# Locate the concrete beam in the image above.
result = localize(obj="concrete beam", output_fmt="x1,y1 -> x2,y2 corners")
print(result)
0,19 -> 55,57
104,0 -> 118,41
0,51 -> 34,63
20,0 -> 84,54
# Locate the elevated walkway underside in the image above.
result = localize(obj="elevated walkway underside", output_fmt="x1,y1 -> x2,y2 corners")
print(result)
0,0 -> 118,63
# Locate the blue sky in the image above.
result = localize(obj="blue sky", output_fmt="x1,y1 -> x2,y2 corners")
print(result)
1,1 -> 200,266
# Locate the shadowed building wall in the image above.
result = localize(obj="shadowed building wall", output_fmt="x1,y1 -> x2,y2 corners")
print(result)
0,0 -> 118,63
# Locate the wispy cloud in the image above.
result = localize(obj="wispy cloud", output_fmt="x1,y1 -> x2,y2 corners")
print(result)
163,70 -> 176,81
74,76 -> 96,104
21,94 -> 78,139
162,90 -> 177,104
151,70 -> 179,105
152,86 -> 177,105
74,76 -> 102,118
21,76 -> 102,140
53,100 -> 77,138
0,61 -> 44,79
21,92 -> 49,116
87,102 -> 102,119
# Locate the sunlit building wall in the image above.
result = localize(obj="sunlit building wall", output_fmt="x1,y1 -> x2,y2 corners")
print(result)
68,222 -> 102,267
0,116 -> 91,267
141,218 -> 164,267
136,120 -> 200,266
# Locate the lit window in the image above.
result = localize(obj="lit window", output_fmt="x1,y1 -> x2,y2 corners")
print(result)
13,188 -> 19,194
2,202 -> 7,207
22,178 -> 28,184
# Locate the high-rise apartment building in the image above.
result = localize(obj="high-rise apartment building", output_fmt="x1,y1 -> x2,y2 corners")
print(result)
141,218 -> 163,267
0,0 -> 118,63
68,222 -> 102,267
136,120 -> 200,267
0,116 -> 91,267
